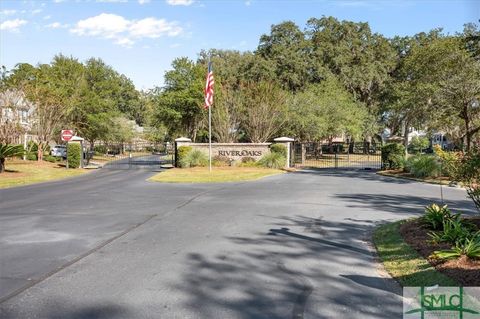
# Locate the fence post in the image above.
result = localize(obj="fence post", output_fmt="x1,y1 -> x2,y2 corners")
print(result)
274,137 -> 295,168
174,137 -> 192,167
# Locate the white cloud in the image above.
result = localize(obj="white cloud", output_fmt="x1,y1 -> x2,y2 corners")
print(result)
138,0 -> 151,4
96,0 -> 128,2
32,9 -> 43,15
43,15 -> 52,20
115,37 -> 134,47
53,0 -> 66,3
130,18 -> 182,38
46,22 -> 68,29
46,22 -> 61,28
71,13 -> 130,38
71,13 -> 183,47
245,1 -> 251,6
0,9 -> 17,16
166,0 -> 193,6
0,19 -> 27,32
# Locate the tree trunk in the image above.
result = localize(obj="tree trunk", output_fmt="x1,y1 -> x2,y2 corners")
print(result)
0,158 -> 5,173
465,122 -> 471,152
192,129 -> 197,143
403,121 -> 410,156
37,142 -> 44,162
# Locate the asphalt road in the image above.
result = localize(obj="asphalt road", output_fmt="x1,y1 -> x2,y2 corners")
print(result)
0,168 -> 476,318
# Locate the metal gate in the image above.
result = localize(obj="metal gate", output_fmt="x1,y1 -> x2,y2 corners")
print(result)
85,141 -> 174,171
293,142 -> 382,170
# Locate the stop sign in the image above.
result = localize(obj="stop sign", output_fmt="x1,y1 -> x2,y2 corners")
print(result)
61,130 -> 74,142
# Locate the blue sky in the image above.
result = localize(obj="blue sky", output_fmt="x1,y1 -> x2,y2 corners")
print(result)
0,0 -> 478,90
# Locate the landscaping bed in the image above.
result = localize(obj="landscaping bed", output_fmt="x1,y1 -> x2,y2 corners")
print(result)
400,217 -> 480,286
373,221 -> 457,287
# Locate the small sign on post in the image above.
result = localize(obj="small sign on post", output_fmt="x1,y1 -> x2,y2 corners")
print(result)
61,130 -> 74,142
61,130 -> 73,169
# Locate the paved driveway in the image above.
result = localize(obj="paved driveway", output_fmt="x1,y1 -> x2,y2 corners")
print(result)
0,169 -> 476,318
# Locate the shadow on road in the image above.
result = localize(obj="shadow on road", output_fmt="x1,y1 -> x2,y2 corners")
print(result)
294,168 -> 415,185
335,193 -> 477,216
173,215 -> 403,319
1,302 -> 130,319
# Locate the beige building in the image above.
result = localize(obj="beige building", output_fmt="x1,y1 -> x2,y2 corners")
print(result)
0,89 -> 36,145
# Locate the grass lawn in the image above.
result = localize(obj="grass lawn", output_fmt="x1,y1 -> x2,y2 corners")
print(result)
373,220 -> 457,287
148,167 -> 285,183
0,159 -> 89,189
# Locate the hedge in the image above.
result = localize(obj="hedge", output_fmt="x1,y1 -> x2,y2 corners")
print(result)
67,143 -> 82,168
381,143 -> 405,169
176,146 -> 192,167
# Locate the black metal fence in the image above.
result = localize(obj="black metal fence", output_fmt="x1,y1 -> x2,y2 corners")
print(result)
84,141 -> 174,171
293,142 -> 382,170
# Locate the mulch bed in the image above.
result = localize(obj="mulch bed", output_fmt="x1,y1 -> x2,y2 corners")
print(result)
400,218 -> 480,286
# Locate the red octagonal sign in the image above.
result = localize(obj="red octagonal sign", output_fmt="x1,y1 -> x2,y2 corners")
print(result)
61,130 -> 74,142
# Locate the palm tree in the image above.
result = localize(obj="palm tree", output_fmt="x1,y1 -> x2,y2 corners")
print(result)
0,144 -> 24,173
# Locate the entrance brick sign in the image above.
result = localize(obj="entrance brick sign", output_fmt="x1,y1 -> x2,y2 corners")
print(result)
176,142 -> 271,161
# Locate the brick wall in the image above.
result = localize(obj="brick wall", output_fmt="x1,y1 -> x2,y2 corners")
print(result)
176,142 -> 271,162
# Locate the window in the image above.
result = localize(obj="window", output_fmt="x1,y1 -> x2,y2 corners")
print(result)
21,110 -> 28,123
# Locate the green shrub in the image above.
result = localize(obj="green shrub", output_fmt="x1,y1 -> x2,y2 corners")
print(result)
0,144 -> 25,172
94,145 -> 108,154
176,146 -> 192,166
67,143 -> 82,169
381,143 -> 405,169
7,144 -> 24,159
27,141 -> 50,154
457,149 -> 480,213
432,233 -> 480,260
26,153 -> 37,161
433,145 -> 461,178
428,219 -> 471,244
258,152 -> 285,169
270,144 -> 287,158
405,155 -> 440,178
238,157 -> 260,167
423,204 -> 459,230
44,155 -> 59,163
408,136 -> 430,154
212,155 -> 230,167
179,149 -> 208,168
241,156 -> 256,163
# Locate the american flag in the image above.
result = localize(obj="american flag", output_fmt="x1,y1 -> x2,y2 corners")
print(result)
204,62 -> 214,109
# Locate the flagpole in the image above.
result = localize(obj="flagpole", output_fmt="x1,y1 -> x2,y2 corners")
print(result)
208,59 -> 212,172
209,93 -> 212,172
